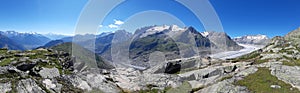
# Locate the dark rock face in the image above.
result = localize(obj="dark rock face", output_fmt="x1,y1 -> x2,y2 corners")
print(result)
164,62 -> 181,74
16,63 -> 36,71
224,65 -> 237,73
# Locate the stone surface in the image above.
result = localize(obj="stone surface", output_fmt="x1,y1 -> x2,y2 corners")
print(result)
65,75 -> 92,91
270,65 -> 300,90
39,67 -> 60,78
270,85 -> 282,89
235,67 -> 258,77
42,79 -> 62,93
16,79 -> 46,93
196,79 -> 250,93
0,82 -> 12,92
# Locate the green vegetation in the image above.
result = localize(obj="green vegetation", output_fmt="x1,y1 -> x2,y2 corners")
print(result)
254,59 -> 269,64
138,85 -> 172,93
234,68 -> 299,93
51,42 -> 113,69
283,60 -> 300,66
166,81 -> 192,93
139,89 -> 160,93
218,75 -> 233,82
231,52 -> 261,62
0,58 -> 12,66
130,34 -> 180,60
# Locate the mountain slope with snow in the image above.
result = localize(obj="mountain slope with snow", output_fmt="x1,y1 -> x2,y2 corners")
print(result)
233,34 -> 270,45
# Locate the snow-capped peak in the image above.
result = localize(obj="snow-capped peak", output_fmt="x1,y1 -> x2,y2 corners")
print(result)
234,34 -> 270,45
201,32 -> 210,37
235,34 -> 269,40
146,25 -> 170,32
139,25 -> 185,38
169,25 -> 185,31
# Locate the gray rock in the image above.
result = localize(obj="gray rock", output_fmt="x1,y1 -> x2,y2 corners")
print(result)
16,79 -> 46,93
83,72 -> 120,93
0,66 -> 8,74
224,65 -> 237,73
64,75 -> 92,91
235,66 -> 258,77
16,62 -> 36,71
0,82 -> 11,92
178,66 -> 224,81
196,79 -> 250,93
256,62 -> 282,68
42,79 -> 62,93
270,85 -> 281,89
39,67 -> 60,78
261,54 -> 282,60
270,65 -> 300,90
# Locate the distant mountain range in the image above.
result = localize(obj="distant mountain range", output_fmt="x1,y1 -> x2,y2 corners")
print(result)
233,34 -> 270,45
42,33 -> 70,40
0,34 -> 26,50
0,31 -> 52,50
42,25 -> 246,68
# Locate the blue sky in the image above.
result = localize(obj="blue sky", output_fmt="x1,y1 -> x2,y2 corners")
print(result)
0,0 -> 300,37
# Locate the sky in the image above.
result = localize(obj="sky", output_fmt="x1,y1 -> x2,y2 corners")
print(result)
0,0 -> 300,37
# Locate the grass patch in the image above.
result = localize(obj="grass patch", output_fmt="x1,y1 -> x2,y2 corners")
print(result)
166,81 -> 192,93
0,58 -> 12,66
282,55 -> 300,66
218,75 -> 233,82
253,59 -> 269,64
138,86 -> 172,93
234,68 -> 299,93
231,52 -> 261,62
283,60 -> 300,66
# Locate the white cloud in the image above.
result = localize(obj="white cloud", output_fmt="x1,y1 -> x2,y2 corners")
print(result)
108,24 -> 118,28
98,25 -> 103,28
114,19 -> 124,25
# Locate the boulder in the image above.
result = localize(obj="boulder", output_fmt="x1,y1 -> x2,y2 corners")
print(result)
164,62 -> 181,74
224,65 -> 237,73
196,79 -> 250,93
270,85 -> 281,89
16,62 -> 36,71
38,67 -> 60,78
235,67 -> 258,77
16,79 -> 46,93
270,65 -> 300,90
85,72 -> 120,93
64,75 -> 92,91
0,82 -> 11,92
42,79 -> 62,93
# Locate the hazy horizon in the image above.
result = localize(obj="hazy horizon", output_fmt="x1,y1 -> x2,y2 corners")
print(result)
1,0 -> 300,38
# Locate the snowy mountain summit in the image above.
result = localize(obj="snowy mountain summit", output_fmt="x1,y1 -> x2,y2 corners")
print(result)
138,25 -> 186,38
234,34 -> 270,45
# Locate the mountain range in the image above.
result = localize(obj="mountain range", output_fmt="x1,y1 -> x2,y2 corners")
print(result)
233,34 -> 270,45
42,25 -> 245,68
0,31 -> 52,50
5,25 -> 300,93
0,25 -> 268,69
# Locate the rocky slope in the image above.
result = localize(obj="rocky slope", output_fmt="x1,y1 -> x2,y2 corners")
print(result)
0,48 -> 81,92
50,42 -> 114,71
203,31 -> 244,52
128,25 -> 242,68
